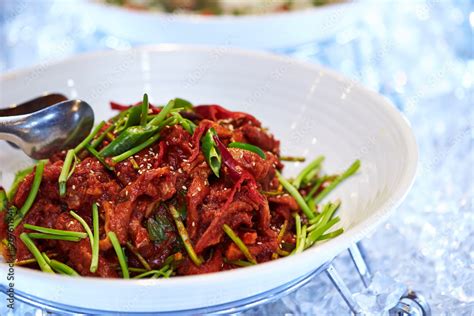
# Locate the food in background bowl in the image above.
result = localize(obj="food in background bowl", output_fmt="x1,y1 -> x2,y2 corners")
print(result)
0,95 -> 359,278
103,0 -> 341,15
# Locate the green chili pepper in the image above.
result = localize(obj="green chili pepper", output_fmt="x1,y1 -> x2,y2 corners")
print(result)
0,187 -> 7,212
174,98 -> 193,110
123,105 -> 142,130
8,166 -> 34,201
201,128 -> 222,177
100,125 -> 159,157
228,142 -> 266,159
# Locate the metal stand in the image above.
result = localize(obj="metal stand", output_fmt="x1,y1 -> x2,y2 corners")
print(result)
325,242 -> 431,316
4,242 -> 431,315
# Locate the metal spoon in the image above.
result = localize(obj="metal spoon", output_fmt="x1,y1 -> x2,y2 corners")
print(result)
0,96 -> 94,159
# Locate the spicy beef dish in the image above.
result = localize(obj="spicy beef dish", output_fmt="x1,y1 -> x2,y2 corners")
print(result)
0,96 -> 359,278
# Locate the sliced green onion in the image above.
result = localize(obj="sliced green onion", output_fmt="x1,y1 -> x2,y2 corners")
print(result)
111,132 -> 161,163
228,142 -> 266,159
314,160 -> 360,204
0,187 -> 7,212
59,149 -> 76,197
169,205 -> 202,266
140,93 -> 149,126
13,161 -> 45,229
19,233 -> 54,273
85,144 -> 114,171
318,228 -> 344,241
320,200 -> 341,225
292,213 -> 301,254
42,253 -> 79,276
225,259 -> 254,267
28,233 -> 81,242
305,176 -> 329,202
108,231 -> 129,279
306,217 -> 340,246
280,156 -> 306,162
24,223 -> 87,238
295,225 -> 307,254
276,171 -> 315,220
69,211 -> 94,250
90,124 -> 115,149
90,203 -> 99,273
74,121 -> 106,154
132,265 -> 170,279
201,128 -> 221,177
7,166 -> 34,201
293,156 -> 324,189
126,241 -> 151,271
222,224 -> 257,264
148,99 -> 175,127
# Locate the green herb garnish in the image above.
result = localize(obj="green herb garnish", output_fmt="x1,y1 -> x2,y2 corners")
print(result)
222,224 -> 256,264
20,233 -> 54,273
108,231 -> 129,279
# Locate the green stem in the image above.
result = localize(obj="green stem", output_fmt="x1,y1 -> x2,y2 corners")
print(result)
318,228 -> 344,241
169,205 -> 203,266
59,149 -> 75,197
108,231 -> 129,279
90,203 -> 99,273
279,156 -> 306,162
140,93 -> 149,126
20,233 -> 54,273
13,161 -> 45,229
276,171 -> 315,220
85,144 -> 114,171
293,156 -> 324,189
42,253 -> 79,276
225,259 -> 254,267
111,132 -> 161,163
69,211 -> 94,250
222,224 -> 257,264
132,265 -> 170,279
24,223 -> 87,238
126,241 -> 151,271
306,217 -> 340,246
90,124 -> 115,149
28,233 -> 81,242
148,99 -> 175,127
314,160 -> 360,204
305,176 -> 329,202
74,121 -> 106,154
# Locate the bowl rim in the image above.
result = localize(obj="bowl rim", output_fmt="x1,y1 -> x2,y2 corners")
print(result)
0,44 -> 418,290
83,0 -> 356,23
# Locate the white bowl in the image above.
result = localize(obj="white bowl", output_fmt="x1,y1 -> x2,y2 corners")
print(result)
82,0 -> 364,49
0,45 -> 417,313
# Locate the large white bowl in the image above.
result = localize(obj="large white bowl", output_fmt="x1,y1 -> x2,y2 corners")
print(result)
82,0 -> 364,49
0,45 -> 417,313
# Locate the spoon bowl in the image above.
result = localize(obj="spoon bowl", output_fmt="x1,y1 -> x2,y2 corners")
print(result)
0,100 -> 94,159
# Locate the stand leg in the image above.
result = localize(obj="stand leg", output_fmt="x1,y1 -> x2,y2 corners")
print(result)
349,242 -> 372,288
325,264 -> 362,315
